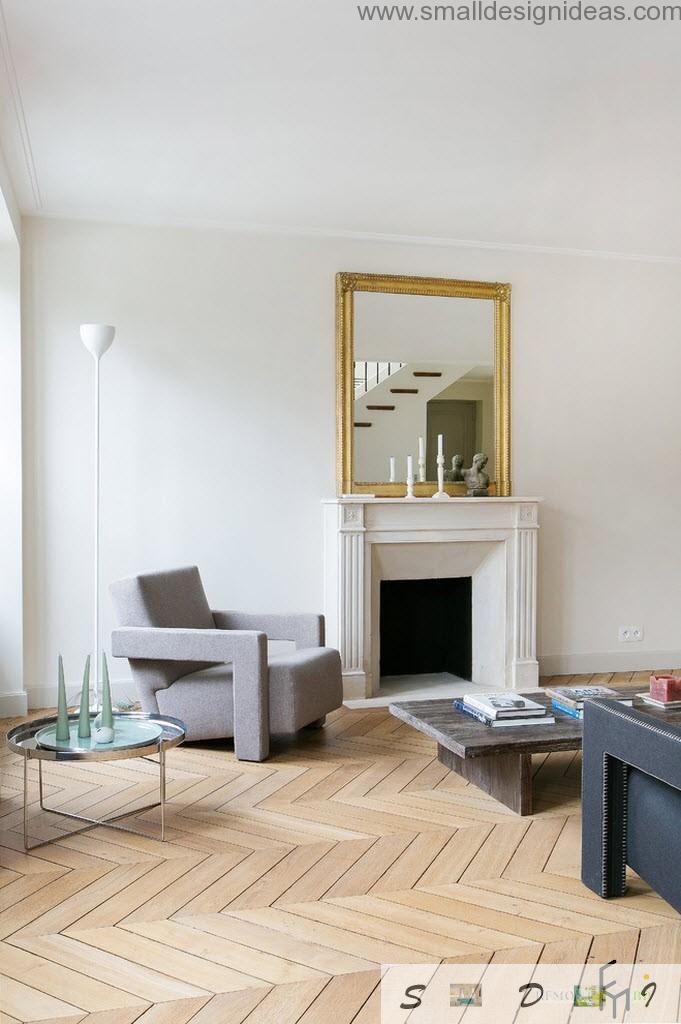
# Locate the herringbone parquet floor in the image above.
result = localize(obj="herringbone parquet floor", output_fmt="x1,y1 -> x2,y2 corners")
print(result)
2,674 -> 680,1024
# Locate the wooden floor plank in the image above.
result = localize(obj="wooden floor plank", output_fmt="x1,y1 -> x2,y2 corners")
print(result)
124,917 -> 327,986
295,972 -> 378,1024
178,912 -> 376,975
225,905 -> 441,964
13,932 -> 213,1003
238,978 -> 329,1024
0,975 -> 84,1022
130,997 -> 210,1023
64,925 -> 269,993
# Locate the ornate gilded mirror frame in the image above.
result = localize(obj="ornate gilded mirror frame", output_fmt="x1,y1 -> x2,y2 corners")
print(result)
336,272 -> 511,497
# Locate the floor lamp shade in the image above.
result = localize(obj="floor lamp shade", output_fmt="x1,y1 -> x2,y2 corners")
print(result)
81,323 -> 115,711
80,323 -> 115,359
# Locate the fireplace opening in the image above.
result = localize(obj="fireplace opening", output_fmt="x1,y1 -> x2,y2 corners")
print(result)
379,577 -> 472,680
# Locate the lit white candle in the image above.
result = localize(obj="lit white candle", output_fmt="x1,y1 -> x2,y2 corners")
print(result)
418,436 -> 425,459
407,455 -> 413,481
438,433 -> 444,457
389,456 -> 396,483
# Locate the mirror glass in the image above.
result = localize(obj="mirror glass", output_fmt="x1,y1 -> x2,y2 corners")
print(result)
353,291 -> 495,484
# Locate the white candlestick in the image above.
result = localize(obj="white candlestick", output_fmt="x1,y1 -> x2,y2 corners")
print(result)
433,450 -> 450,500
389,456 -> 396,483
418,436 -> 425,459
406,455 -> 415,499
437,433 -> 444,457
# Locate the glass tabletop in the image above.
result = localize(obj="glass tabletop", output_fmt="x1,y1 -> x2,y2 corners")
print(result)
7,712 -> 186,761
35,717 -> 164,752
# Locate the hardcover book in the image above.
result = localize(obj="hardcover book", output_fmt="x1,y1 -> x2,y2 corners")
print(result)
463,692 -> 546,719
454,700 -> 555,728
551,699 -> 584,720
545,686 -> 633,709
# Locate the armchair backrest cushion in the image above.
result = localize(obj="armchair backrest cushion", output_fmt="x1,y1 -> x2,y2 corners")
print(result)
109,566 -> 216,701
110,565 -> 215,630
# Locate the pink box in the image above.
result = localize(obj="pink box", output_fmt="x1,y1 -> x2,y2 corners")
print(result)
650,674 -> 681,702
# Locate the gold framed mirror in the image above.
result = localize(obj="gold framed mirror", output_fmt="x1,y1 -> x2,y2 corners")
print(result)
336,272 -> 511,497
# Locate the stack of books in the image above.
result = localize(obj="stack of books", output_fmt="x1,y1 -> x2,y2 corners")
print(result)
453,692 -> 555,728
546,685 -> 634,720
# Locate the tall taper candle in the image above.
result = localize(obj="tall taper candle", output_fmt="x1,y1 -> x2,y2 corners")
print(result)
438,433 -> 444,457
101,653 -> 114,730
417,436 -> 426,482
55,655 -> 70,742
389,456 -> 396,483
78,655 -> 91,738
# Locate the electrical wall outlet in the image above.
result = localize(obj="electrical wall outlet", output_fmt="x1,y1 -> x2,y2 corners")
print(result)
618,625 -> 644,643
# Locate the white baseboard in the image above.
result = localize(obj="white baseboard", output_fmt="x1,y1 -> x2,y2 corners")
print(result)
0,690 -> 28,717
539,649 -> 681,677
27,677 -> 137,711
20,650 -> 678,712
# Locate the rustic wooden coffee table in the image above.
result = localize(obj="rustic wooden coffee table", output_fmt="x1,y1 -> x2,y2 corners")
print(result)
389,687 -> 639,815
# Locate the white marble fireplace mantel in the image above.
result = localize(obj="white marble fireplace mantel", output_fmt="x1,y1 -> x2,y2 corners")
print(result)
323,496 -> 541,700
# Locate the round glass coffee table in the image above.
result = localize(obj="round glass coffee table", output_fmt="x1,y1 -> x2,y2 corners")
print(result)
7,712 -> 186,850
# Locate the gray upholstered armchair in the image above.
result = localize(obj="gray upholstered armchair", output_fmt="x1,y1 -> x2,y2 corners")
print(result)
109,565 -> 343,761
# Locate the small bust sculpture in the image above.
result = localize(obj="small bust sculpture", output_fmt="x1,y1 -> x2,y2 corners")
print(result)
444,453 -> 464,482
464,452 -> 490,496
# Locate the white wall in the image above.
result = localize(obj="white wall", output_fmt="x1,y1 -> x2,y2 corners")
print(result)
21,216 -> 681,703
355,291 -> 493,364
0,150 -> 22,244
0,235 -> 24,715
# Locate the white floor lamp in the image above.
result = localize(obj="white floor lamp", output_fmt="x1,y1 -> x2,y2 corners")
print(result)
80,323 -> 115,711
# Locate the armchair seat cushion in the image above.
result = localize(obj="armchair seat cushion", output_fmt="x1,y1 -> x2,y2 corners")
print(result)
155,647 -> 342,742
268,647 -> 342,732
157,664 -> 234,741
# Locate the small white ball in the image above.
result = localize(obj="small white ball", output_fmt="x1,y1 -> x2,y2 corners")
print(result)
93,726 -> 114,744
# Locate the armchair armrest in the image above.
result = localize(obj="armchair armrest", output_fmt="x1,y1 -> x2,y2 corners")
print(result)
112,626 -> 264,662
211,611 -> 325,648
111,627 -> 269,761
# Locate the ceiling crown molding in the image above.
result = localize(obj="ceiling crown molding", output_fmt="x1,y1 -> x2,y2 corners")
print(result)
0,0 -> 41,210
27,209 -> 681,267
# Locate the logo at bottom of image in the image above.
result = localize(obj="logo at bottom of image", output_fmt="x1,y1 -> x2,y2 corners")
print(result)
450,983 -> 482,1008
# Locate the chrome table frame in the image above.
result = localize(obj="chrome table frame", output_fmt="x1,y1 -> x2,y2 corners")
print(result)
7,712 -> 186,851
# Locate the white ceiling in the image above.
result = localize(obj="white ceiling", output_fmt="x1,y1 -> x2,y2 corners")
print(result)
1,0 -> 680,256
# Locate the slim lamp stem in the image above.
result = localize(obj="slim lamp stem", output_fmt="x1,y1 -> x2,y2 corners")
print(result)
80,323 -> 115,714
94,355 -> 100,711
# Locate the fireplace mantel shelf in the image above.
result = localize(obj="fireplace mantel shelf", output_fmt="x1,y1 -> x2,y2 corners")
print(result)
323,495 -> 541,701
325,496 -> 542,504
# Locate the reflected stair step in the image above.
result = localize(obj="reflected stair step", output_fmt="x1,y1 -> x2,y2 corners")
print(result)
390,388 -> 418,394
365,404 -> 395,411
413,371 -> 442,377
354,421 -> 372,427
